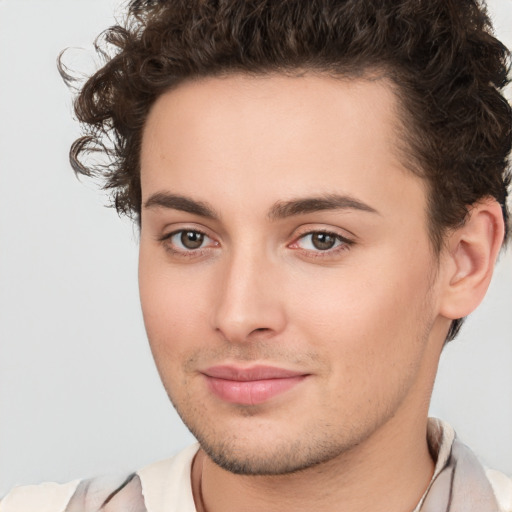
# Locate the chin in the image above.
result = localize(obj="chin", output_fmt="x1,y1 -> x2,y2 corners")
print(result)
178,404 -> 360,476
167,374 -> 406,476
199,434 -> 344,475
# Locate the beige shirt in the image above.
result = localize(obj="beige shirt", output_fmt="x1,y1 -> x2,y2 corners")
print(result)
1,420 -> 511,512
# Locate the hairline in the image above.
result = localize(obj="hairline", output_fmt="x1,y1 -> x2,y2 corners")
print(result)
141,66 -> 447,256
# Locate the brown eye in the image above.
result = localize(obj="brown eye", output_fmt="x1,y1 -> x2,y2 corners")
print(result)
292,231 -> 351,254
180,230 -> 205,249
161,229 -> 217,256
311,232 -> 337,250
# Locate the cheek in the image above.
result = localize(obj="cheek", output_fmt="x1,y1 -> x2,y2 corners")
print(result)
290,267 -> 434,423
287,248 -> 435,375
138,249 -> 213,363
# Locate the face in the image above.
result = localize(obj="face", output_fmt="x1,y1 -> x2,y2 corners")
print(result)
139,74 -> 445,475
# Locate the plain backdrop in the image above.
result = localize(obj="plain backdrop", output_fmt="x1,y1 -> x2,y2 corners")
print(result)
0,0 -> 511,495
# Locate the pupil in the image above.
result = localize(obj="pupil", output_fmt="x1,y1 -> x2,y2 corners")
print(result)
181,231 -> 204,249
312,233 -> 336,250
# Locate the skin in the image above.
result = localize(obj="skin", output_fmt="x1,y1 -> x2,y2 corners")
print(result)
138,74 -> 504,512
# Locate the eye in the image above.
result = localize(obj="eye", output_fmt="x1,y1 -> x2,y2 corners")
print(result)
176,230 -> 206,249
161,229 -> 217,253
292,231 -> 352,253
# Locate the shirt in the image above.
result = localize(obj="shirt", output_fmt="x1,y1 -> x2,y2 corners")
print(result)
1,419 -> 511,511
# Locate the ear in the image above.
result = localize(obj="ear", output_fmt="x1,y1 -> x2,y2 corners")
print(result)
438,198 -> 505,321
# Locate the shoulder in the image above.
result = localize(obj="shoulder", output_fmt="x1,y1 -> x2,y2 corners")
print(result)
0,474 -> 144,512
137,443 -> 199,512
0,480 -> 80,512
0,443 -> 200,512
486,468 -> 512,512
427,418 -> 512,512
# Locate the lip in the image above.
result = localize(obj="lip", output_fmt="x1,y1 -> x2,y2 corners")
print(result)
202,365 -> 309,405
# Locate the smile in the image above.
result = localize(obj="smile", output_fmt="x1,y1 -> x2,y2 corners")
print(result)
202,365 -> 309,405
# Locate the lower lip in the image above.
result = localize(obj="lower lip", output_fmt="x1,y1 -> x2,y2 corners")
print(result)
205,375 -> 306,405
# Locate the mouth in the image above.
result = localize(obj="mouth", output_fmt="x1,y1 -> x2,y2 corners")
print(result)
201,365 -> 309,406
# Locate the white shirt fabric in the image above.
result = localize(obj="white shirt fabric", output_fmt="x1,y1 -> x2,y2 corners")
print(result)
1,419 -> 511,512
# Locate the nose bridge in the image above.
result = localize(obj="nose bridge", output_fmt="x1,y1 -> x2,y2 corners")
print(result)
212,241 -> 286,342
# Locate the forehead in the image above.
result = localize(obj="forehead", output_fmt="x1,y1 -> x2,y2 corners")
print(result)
140,73 -> 427,225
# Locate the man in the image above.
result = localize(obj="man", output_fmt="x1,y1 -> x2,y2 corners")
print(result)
1,0 -> 511,511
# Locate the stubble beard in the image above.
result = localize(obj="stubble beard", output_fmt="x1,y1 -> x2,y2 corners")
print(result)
163,286 -> 438,477
172,396 -> 368,476
168,367 -> 424,477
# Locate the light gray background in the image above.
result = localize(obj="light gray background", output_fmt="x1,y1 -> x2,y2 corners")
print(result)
0,0 -> 511,495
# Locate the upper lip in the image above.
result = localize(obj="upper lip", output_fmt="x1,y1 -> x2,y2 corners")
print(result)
202,365 -> 307,381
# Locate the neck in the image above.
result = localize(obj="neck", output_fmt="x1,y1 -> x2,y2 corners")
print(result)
192,413 -> 435,512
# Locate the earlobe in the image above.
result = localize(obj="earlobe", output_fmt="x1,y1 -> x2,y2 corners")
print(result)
439,198 -> 505,320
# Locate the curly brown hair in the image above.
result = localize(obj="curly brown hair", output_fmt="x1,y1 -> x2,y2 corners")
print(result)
62,0 -> 511,340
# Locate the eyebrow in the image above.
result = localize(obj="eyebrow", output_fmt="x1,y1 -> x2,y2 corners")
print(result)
143,192 -> 379,220
144,192 -> 220,220
268,194 -> 379,220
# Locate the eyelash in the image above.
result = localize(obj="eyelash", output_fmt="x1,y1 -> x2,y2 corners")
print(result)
158,228 -> 354,259
290,230 -> 354,257
159,228 -> 216,258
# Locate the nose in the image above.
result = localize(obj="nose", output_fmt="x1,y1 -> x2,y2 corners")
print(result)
211,247 -> 287,343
